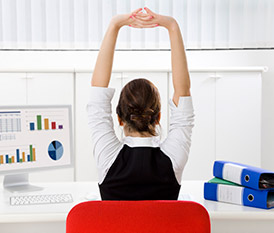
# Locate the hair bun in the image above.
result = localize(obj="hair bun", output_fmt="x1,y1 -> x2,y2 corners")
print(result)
129,113 -> 153,132
130,114 -> 151,122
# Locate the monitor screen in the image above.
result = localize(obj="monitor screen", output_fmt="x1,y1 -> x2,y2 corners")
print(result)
0,105 -> 73,174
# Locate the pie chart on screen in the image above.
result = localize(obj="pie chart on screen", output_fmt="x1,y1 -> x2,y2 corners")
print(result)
48,140 -> 64,160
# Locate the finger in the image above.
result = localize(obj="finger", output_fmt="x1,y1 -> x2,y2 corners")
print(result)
129,22 -> 146,28
132,8 -> 143,15
134,16 -> 153,21
144,7 -> 156,16
130,23 -> 158,28
135,14 -> 153,20
132,17 -> 155,25
136,12 -> 149,16
139,23 -> 159,28
136,12 -> 153,18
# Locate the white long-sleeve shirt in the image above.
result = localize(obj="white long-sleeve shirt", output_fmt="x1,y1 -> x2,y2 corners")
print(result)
87,86 -> 194,185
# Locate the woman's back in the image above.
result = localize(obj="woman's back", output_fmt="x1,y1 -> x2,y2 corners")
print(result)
99,144 -> 180,200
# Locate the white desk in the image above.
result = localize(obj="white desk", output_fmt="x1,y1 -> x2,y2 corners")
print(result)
0,181 -> 274,233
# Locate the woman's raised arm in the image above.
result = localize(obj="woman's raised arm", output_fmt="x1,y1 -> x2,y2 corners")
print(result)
134,7 -> 191,106
91,8 -> 144,87
167,19 -> 191,104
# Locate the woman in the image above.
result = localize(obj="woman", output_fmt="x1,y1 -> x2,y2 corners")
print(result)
87,7 -> 194,200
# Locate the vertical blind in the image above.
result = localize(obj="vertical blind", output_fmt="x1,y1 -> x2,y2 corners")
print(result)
0,0 -> 273,50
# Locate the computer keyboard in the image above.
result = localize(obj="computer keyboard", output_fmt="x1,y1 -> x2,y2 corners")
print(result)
10,193 -> 73,206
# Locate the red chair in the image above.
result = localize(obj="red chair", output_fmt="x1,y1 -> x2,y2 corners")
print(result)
66,201 -> 210,233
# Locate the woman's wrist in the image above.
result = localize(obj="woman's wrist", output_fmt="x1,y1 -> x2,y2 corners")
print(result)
163,17 -> 178,31
110,14 -> 131,30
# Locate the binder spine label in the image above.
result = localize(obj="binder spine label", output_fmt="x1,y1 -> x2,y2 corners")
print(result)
223,163 -> 246,184
217,184 -> 243,205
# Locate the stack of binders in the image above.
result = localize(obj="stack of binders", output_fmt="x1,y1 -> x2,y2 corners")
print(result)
204,161 -> 274,209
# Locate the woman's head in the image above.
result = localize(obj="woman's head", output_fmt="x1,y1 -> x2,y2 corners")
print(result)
116,78 -> 161,136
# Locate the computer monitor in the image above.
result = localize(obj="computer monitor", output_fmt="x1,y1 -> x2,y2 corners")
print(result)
0,105 -> 73,192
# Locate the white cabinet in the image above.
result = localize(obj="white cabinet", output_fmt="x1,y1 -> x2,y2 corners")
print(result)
27,73 -> 74,105
0,73 -> 27,105
169,71 -> 261,180
215,72 -> 261,165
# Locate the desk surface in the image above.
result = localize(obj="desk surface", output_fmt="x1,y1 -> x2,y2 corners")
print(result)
1,180 -> 274,223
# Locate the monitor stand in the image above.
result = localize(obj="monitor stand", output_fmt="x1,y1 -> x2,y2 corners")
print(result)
3,173 -> 43,193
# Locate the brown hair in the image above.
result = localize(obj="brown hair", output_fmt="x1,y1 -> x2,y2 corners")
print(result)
116,78 -> 161,136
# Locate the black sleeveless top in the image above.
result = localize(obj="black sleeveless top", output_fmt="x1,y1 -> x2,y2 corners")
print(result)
99,145 -> 181,200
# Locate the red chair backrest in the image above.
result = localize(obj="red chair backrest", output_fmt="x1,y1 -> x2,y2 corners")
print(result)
66,201 -> 210,233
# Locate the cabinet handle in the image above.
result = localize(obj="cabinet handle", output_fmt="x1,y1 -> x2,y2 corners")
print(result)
114,75 -> 129,79
209,75 -> 222,79
21,77 -> 33,80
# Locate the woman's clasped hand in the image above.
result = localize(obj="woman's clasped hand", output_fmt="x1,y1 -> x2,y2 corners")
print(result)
111,7 -> 176,30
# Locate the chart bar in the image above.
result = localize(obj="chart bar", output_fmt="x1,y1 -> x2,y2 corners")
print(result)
30,145 -> 33,161
59,125 -> 63,129
44,119 -> 49,130
37,115 -> 42,130
32,148 -> 36,161
30,122 -> 35,131
16,149 -> 20,163
1,146 -> 36,165
52,122 -> 56,130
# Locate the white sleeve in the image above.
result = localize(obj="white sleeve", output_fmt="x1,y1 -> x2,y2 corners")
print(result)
160,96 -> 195,184
86,86 -> 123,184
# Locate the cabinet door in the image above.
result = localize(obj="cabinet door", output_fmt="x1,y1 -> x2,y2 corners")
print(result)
0,73 -> 27,105
122,72 -> 169,139
75,73 -> 122,181
169,72 -> 216,180
26,73 -> 74,182
27,73 -> 74,105
215,72 -> 261,166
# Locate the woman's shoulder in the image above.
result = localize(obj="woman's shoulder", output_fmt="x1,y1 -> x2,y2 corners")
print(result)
89,86 -> 116,102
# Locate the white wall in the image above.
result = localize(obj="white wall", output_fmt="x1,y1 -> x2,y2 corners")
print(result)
0,49 -> 273,173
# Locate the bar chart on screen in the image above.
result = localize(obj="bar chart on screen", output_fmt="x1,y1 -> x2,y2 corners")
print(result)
25,110 -> 65,131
